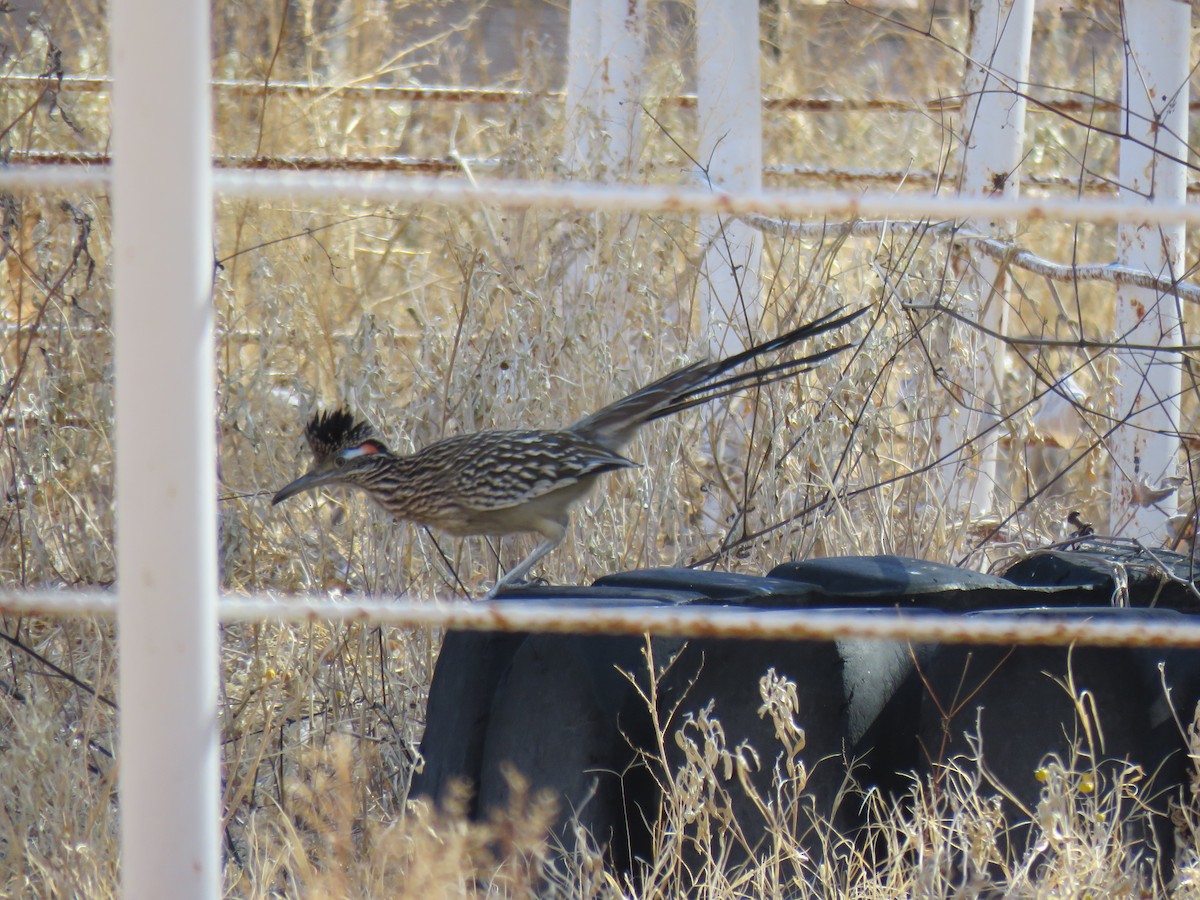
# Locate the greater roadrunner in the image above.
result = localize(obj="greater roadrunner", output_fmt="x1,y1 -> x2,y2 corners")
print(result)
273,306 -> 866,597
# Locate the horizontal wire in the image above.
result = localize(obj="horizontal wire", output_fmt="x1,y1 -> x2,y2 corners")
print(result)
6,74 -> 974,111
13,152 -> 1200,195
16,74 -> 1194,119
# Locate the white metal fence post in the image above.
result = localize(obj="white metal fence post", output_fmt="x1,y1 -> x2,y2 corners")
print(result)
564,0 -> 647,176
696,0 -> 762,352
562,0 -> 647,327
112,0 -> 219,895
1108,0 -> 1190,539
936,0 -> 1033,526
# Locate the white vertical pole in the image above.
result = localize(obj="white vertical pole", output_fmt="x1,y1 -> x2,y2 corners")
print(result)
936,0 -> 1033,523
562,0 -> 646,335
564,0 -> 647,177
565,0 -> 602,172
112,0 -> 219,895
696,0 -> 762,352
695,0 -> 762,535
1109,0 -> 1190,538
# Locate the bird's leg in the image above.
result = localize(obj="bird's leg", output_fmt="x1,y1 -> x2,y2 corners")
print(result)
483,523 -> 566,599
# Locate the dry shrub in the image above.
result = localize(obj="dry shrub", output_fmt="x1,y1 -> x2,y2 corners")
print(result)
231,736 -> 560,898
0,620 -> 118,897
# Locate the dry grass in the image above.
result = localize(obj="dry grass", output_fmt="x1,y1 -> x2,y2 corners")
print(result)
3,0 -> 1200,895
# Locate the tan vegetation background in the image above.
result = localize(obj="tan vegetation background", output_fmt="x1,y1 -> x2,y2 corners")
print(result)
2,0 -> 1200,895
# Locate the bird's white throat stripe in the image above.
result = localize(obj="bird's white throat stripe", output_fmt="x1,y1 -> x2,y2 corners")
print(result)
340,445 -> 380,461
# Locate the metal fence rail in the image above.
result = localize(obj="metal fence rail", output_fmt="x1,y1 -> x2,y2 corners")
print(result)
5,165 -> 1198,226
6,588 -> 1200,650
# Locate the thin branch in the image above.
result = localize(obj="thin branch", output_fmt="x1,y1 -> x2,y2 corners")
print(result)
742,213 -> 1200,305
903,301 -> 1200,353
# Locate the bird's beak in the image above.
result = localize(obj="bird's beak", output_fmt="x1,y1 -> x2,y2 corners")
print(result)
272,469 -> 337,505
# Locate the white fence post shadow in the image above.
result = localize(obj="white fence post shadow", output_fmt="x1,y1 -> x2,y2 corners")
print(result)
936,0 -> 1033,532
1108,0 -> 1190,540
112,0 -> 219,895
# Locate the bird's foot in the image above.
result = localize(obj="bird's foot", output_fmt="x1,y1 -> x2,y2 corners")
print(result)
481,576 -> 549,600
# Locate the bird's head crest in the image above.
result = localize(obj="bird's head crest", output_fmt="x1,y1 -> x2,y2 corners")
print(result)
304,409 -> 388,464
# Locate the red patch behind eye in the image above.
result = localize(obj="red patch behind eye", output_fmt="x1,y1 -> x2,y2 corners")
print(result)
360,440 -> 385,454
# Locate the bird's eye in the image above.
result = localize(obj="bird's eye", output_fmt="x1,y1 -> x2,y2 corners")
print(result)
335,455 -> 348,468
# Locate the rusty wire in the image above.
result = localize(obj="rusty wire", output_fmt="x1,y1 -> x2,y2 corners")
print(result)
13,73 -> 1198,117
5,74 -> 972,111
14,151 -> 1200,195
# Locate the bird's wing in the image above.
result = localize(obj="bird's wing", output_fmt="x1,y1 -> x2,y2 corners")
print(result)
441,431 -> 636,511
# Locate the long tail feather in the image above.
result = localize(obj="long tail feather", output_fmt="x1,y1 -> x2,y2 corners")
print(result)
570,306 -> 867,447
